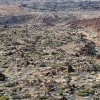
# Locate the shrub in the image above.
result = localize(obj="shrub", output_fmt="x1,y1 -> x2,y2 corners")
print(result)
0,96 -> 9,100
76,92 -> 89,97
42,52 -> 49,55
92,84 -> 100,88
23,94 -> 31,98
40,62 -> 46,67
76,88 -> 91,97
51,52 -> 58,55
5,83 -> 15,87
39,96 -> 46,100
10,92 -> 17,96
51,62 -> 65,68
59,91 -> 63,96
12,95 -> 21,99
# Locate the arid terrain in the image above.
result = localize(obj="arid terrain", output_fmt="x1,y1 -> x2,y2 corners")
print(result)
0,0 -> 100,100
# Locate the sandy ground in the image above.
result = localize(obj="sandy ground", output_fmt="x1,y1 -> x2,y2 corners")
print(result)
0,5 -> 21,15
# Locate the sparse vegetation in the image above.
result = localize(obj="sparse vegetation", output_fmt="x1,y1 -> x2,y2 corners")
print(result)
5,83 -> 15,88
0,0 -> 100,100
39,96 -> 46,100
12,95 -> 21,99
23,94 -> 31,98
76,88 -> 95,97
0,96 -> 9,100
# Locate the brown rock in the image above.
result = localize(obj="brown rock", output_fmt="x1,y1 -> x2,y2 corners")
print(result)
0,72 -> 6,81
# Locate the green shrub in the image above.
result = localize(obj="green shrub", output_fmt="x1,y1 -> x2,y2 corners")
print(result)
39,96 -> 46,100
42,52 -> 49,55
23,94 -> 31,98
92,84 -> 100,88
51,62 -> 65,68
76,92 -> 89,97
12,95 -> 21,99
93,64 -> 100,71
51,52 -> 58,55
40,62 -> 46,67
5,83 -> 15,87
0,96 -> 9,100
59,91 -> 63,96
10,92 -> 17,96
76,88 -> 91,97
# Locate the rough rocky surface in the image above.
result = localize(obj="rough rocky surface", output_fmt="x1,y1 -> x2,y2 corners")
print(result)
0,0 -> 100,100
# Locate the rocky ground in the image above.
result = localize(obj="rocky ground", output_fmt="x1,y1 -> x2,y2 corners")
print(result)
0,21 -> 100,100
0,0 -> 100,100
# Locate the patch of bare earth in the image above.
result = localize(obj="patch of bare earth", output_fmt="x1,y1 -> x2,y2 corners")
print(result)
0,5 -> 23,15
58,43 -> 77,50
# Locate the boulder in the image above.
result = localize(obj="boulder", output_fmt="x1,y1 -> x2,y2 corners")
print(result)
0,72 -> 6,81
66,62 -> 74,73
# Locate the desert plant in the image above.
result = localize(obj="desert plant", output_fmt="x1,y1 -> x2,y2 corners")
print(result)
40,62 -> 46,67
5,83 -> 15,87
12,95 -> 21,99
23,94 -> 31,98
76,88 -> 93,97
92,84 -> 100,88
76,92 -> 89,97
10,92 -> 17,96
0,96 -> 9,100
39,96 -> 46,100
51,62 -> 65,68
59,91 -> 63,96
42,52 -> 49,55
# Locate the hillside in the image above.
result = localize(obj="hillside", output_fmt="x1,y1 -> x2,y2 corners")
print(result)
0,0 -> 100,100
69,18 -> 100,38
